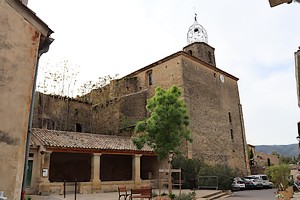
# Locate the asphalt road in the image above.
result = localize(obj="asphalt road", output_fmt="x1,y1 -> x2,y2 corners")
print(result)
226,188 -> 278,200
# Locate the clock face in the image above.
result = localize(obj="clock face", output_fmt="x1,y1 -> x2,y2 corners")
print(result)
220,74 -> 225,83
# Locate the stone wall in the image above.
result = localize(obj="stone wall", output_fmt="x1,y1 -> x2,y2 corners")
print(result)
0,1 -> 41,199
133,56 -> 184,94
182,56 -> 248,175
255,151 -> 280,166
84,77 -> 139,105
33,92 -> 92,133
183,42 -> 216,67
91,90 -> 147,135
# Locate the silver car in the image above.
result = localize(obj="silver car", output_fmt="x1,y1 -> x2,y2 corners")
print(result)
244,176 -> 263,189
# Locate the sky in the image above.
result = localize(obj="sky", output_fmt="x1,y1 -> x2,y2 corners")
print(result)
27,0 -> 300,146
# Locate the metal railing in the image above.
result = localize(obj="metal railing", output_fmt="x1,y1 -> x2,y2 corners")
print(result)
198,176 -> 218,190
63,180 -> 78,200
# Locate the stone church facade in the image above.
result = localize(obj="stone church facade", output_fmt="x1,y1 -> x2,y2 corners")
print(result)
29,17 -> 250,194
81,41 -> 250,174
32,42 -> 250,171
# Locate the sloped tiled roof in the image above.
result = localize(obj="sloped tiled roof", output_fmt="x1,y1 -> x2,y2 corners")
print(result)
31,128 -> 153,153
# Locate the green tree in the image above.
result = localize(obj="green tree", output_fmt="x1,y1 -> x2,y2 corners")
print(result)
279,155 -> 295,164
132,86 -> 192,159
266,164 -> 291,190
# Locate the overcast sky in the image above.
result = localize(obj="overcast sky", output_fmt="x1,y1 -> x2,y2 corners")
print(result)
28,0 -> 300,146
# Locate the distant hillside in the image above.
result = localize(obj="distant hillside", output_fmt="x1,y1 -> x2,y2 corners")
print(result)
255,144 -> 300,157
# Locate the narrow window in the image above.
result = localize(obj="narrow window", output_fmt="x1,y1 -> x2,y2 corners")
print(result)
208,51 -> 212,63
75,123 -> 82,132
230,129 -> 234,141
146,70 -> 153,86
188,50 -> 193,55
38,94 -> 42,106
228,112 -> 232,123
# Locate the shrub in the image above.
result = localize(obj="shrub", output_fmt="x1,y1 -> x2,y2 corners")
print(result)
172,155 -> 238,190
172,155 -> 206,189
199,164 -> 238,190
177,192 -> 196,200
168,193 -> 176,199
25,196 -> 32,200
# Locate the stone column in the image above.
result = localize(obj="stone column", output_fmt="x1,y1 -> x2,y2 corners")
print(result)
132,154 -> 142,185
38,151 -> 52,195
91,153 -> 101,193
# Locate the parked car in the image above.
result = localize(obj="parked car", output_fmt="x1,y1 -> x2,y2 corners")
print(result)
240,177 -> 255,190
244,176 -> 263,189
251,174 -> 271,188
231,179 -> 246,191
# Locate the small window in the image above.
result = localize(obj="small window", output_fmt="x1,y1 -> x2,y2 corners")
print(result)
74,109 -> 79,116
208,51 -> 212,63
230,129 -> 234,141
228,112 -> 232,123
188,50 -> 193,55
146,70 -> 153,86
75,123 -> 82,132
29,153 -> 34,157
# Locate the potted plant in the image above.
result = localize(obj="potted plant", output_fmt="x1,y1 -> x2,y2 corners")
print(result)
275,193 -> 285,200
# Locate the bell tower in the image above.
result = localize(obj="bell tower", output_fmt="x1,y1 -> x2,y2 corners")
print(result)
183,14 -> 216,67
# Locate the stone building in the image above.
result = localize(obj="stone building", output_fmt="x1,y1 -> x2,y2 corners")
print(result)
248,144 -> 279,174
0,0 -> 53,199
32,92 -> 92,133
29,16 -> 250,194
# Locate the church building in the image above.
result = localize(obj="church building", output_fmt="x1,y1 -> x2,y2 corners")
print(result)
28,16 -> 250,195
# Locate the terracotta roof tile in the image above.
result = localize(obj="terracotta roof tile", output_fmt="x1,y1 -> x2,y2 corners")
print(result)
31,128 -> 152,152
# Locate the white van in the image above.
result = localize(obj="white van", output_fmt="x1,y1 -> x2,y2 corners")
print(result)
251,174 -> 271,188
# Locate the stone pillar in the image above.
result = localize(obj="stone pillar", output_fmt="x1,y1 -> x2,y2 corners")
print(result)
38,151 -> 52,195
91,153 -> 101,193
132,154 -> 142,185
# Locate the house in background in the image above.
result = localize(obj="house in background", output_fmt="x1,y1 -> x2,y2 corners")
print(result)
0,0 -> 53,199
248,144 -> 280,174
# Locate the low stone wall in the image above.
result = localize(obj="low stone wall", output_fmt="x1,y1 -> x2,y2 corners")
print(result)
39,180 -> 152,195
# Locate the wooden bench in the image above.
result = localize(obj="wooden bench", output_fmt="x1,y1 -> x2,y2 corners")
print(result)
128,188 -> 152,199
118,186 -> 130,200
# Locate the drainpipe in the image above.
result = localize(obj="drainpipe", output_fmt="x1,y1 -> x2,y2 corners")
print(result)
21,37 -> 54,200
